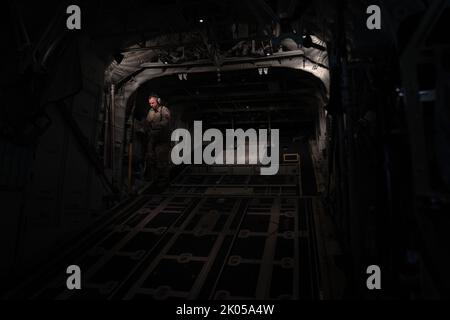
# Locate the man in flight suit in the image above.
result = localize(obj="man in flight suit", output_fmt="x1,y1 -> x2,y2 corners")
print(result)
144,93 -> 171,187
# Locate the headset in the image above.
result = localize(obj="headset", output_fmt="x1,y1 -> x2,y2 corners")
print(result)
148,93 -> 161,105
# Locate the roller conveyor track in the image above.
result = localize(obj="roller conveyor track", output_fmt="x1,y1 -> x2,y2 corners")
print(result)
7,163 -> 323,300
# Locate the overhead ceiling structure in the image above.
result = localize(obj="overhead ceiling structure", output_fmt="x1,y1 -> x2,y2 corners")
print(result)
97,0 -> 433,118
3,0 -> 432,129
108,34 -> 329,135
103,1 -> 331,140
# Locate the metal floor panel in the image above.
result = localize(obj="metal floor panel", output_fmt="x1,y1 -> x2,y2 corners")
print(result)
14,164 -> 322,300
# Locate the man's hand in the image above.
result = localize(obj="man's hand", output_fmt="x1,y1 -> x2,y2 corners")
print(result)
134,119 -> 144,132
151,122 -> 163,130
144,121 -> 152,133
135,119 -> 151,133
